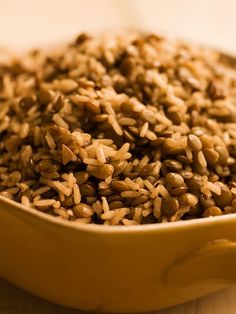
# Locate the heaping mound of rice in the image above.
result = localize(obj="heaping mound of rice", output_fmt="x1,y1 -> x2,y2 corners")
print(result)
1,32 -> 236,225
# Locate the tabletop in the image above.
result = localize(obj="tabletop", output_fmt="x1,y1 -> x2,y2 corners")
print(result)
0,0 -> 236,313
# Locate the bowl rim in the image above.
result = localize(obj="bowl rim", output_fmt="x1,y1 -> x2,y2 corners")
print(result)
1,195 -> 236,234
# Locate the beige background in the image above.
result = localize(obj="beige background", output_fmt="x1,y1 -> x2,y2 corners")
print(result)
0,0 -> 236,53
0,0 -> 236,313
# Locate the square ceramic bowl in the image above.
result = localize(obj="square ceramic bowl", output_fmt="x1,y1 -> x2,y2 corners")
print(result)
1,195 -> 236,312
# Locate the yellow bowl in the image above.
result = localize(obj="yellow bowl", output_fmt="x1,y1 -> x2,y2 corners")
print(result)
0,196 -> 236,312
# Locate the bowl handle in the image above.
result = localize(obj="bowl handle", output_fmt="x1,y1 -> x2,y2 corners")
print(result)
165,239 -> 236,287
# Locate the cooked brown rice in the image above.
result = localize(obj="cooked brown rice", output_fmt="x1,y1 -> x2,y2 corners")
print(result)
1,32 -> 236,225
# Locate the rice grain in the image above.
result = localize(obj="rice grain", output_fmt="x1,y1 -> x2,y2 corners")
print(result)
1,31 -> 236,225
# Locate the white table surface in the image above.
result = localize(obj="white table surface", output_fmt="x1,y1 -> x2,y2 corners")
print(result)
0,0 -> 236,312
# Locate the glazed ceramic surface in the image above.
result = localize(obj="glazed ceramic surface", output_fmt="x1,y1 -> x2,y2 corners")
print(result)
0,196 -> 236,313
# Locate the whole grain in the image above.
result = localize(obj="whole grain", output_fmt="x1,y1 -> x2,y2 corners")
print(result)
1,31 -> 236,225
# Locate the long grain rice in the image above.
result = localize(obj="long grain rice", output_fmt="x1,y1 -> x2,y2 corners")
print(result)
32,186 -> 51,197
34,199 -> 56,207
96,145 -> 106,163
0,31 -> 236,225
53,113 -> 69,129
73,184 -> 81,204
53,181 -> 72,196
140,122 -> 149,137
108,114 -> 123,135
21,196 -> 30,207
102,196 -> 110,212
